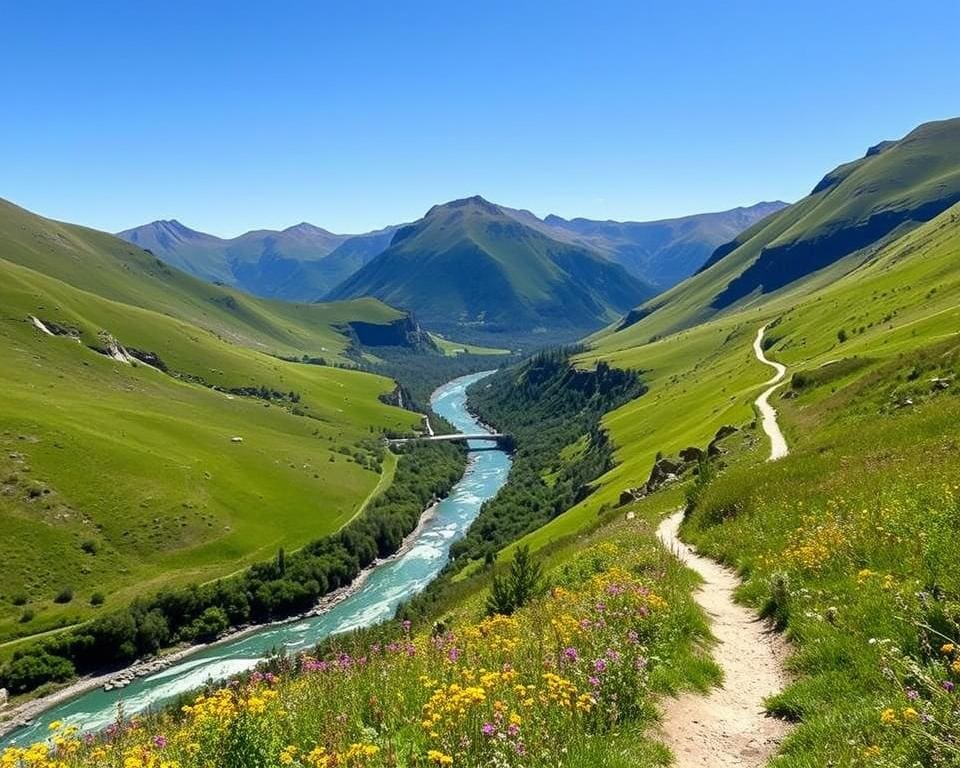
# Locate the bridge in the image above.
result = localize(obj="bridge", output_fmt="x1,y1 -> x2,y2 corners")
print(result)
387,433 -> 514,449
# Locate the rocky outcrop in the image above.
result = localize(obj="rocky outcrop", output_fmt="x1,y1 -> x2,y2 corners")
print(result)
89,331 -> 135,363
618,425 -> 744,506
679,446 -> 705,463
347,315 -> 437,350
708,425 -> 739,457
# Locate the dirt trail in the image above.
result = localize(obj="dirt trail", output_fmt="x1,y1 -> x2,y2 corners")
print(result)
655,325 -> 792,766
752,325 -> 789,461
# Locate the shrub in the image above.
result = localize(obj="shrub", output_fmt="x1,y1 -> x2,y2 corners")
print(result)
486,545 -> 543,615
90,592 -> 105,607
53,588 -> 74,604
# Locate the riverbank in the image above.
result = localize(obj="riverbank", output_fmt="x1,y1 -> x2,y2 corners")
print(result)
0,491 -> 451,739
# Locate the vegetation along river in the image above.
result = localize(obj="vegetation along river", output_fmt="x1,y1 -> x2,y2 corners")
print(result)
4,370 -> 511,746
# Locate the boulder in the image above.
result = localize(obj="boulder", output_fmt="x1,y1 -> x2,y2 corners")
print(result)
713,425 -> 739,441
618,488 -> 643,506
645,458 -> 684,494
231,436 -> 244,443
678,446 -> 705,463
0,687 -> 7,707
931,377 -> 951,391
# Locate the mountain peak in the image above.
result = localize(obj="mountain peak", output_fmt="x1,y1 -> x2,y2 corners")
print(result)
281,222 -> 339,237
429,195 -> 503,217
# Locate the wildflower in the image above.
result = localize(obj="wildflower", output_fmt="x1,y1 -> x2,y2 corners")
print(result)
427,749 -> 453,765
880,708 -> 897,725
941,642 -> 955,655
153,735 -> 168,749
562,647 -> 578,662
902,707 -> 919,721
482,722 -> 495,736
593,658 -> 607,673
863,745 -> 881,758
943,680 -> 955,693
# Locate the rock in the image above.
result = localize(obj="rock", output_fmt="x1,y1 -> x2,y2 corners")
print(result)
713,425 -> 739,441
931,377 -> 951,391
618,488 -> 643,506
644,457 -> 684,494
0,687 -> 8,706
781,389 -> 798,399
678,446 -> 704,463
230,436 -> 244,443
625,511 -> 636,521
707,425 -> 740,458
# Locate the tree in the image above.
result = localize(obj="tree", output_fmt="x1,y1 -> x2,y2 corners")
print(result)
486,545 -> 543,615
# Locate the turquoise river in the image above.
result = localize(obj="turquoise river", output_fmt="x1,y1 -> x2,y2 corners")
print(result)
2,371 -> 511,747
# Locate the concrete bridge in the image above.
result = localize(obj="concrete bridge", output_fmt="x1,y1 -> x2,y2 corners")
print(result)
388,433 -> 514,449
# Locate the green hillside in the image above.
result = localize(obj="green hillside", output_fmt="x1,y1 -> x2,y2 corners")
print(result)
614,117 -> 960,341
0,200 -> 420,646
117,219 -> 398,301
329,196 -> 654,339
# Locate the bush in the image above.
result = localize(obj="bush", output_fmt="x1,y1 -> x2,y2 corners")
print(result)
80,539 -> 98,555
11,593 -> 28,606
2,652 -> 74,693
90,592 -> 105,607
19,609 -> 34,623
53,588 -> 74,604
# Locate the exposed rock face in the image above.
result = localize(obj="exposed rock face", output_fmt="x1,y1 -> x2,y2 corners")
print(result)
708,425 -> 740,457
679,446 -> 705,463
347,315 -> 437,350
127,348 -> 168,372
619,488 -> 643,506
644,457 -> 683,494
90,331 -> 134,363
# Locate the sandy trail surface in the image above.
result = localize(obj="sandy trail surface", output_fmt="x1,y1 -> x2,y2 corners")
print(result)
655,324 -> 792,765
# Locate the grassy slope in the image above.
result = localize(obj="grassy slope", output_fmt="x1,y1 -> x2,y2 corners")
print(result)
1,198 -> 403,365
0,202 -> 419,646
428,333 -> 511,356
476,204 -> 960,765
512,202 -> 960,551
612,117 -> 960,342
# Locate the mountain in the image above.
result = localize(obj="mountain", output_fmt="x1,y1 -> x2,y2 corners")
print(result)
327,196 -> 655,339
531,201 -> 786,288
117,220 -> 398,301
614,117 -> 960,339
0,196 -> 425,645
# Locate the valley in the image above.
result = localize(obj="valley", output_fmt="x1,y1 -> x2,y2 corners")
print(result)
2,24 -> 960,766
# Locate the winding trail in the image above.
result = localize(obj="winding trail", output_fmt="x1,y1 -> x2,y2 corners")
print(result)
752,324 -> 789,461
655,325 -> 792,766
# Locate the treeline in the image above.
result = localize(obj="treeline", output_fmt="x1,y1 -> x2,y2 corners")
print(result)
0,441 -> 465,696
451,348 -> 645,563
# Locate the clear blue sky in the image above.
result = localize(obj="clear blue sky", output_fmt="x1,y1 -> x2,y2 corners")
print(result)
2,1 -> 958,236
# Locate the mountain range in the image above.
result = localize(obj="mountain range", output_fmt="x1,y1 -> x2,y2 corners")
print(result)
118,199 -> 783,338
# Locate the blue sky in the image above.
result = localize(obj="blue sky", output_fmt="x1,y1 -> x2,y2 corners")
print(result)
2,1 -> 958,236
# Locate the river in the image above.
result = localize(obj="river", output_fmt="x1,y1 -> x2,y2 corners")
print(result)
2,371 -> 511,747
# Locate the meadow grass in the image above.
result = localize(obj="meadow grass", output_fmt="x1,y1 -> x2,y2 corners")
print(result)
0,215 -> 420,646
0,503 -> 719,768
